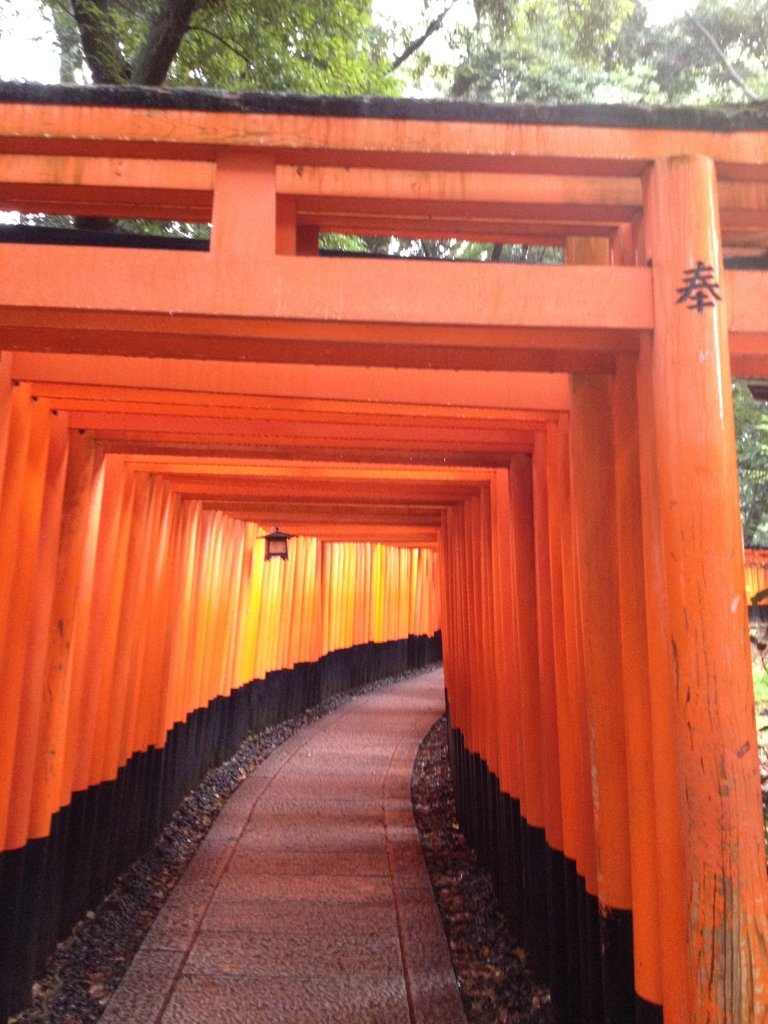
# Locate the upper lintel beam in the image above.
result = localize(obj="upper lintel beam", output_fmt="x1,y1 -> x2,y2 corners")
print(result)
4,102 -> 768,181
0,248 -> 652,331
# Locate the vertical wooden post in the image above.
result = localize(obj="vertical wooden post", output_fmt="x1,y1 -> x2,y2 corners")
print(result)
7,408 -> 69,850
569,372 -> 635,1022
569,235 -> 665,1019
211,150 -> 276,259
610,355 -> 664,1017
488,468 -> 522,807
0,392 -> 52,846
551,414 -> 597,894
532,431 -> 564,854
508,453 -> 551,972
508,455 -> 544,834
547,412 -> 602,1022
92,464 -> 139,782
30,431 -> 95,841
642,155 -> 768,1023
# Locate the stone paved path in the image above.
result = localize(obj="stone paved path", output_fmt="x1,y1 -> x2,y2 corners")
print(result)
100,667 -> 466,1024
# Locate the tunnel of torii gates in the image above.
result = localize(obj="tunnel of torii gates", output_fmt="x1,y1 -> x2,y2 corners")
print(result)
1,82 -> 768,1024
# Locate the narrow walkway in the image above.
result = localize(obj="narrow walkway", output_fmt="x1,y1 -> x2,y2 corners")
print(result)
100,667 -> 466,1024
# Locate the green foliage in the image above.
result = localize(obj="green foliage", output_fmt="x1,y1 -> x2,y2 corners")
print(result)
28,0 -> 768,104
473,0 -> 633,59
319,233 -> 373,253
420,0 -> 768,106
173,0 -> 395,94
733,380 -> 768,547
448,35 -> 607,101
607,0 -> 768,104
753,666 -> 768,704
44,0 -> 395,94
437,0 -> 634,102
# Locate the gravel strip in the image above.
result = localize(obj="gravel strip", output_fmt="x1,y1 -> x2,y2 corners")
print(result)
411,717 -> 553,1023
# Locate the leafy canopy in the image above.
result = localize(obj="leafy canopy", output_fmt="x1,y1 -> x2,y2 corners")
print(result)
46,0 -> 395,93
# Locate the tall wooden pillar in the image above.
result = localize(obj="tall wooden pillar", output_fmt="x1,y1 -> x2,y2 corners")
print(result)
569,372 -> 634,1023
30,431 -> 96,841
0,390 -> 53,845
642,155 -> 768,1023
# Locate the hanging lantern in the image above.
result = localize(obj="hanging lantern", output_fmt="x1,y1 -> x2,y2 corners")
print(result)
263,527 -> 292,561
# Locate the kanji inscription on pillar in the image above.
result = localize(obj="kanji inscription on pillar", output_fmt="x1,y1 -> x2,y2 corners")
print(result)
675,260 -> 722,314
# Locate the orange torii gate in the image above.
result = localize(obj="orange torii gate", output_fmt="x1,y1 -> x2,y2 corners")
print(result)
0,83 -> 767,1023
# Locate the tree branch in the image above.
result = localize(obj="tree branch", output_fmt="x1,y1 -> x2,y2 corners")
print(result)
130,0 -> 201,85
390,0 -> 462,72
71,0 -> 131,84
686,12 -> 761,102
186,24 -> 254,71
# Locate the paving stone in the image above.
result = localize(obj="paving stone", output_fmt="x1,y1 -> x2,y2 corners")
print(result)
100,949 -> 186,1023
142,882 -> 216,951
182,930 -> 403,977
199,897 -> 400,937
181,836 -> 236,885
212,870 -> 393,904
221,846 -> 390,877
237,815 -> 385,847
160,973 -> 412,1024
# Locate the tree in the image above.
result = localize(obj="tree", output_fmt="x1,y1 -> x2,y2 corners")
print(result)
603,0 -> 768,104
421,0 -> 635,102
44,0 -> 395,94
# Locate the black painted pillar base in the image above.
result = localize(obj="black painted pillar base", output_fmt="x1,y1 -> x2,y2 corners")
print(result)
444,718 -> 666,1024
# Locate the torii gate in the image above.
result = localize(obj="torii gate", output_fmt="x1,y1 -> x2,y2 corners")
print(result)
0,83 -> 766,1023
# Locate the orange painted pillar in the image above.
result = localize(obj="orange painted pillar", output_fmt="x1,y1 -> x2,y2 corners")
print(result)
642,155 -> 768,1023
549,414 -> 596,892
507,455 -> 542,833
158,494 -> 196,735
141,485 -> 186,748
29,430 -> 96,841
7,408 -> 70,850
488,468 -> 522,805
567,235 -> 664,1016
507,453 -> 553,971
211,150 -> 276,258
439,507 -> 461,724
180,500 -> 206,707
569,372 -> 634,1019
532,425 -> 569,999
91,464 -> 141,781
531,431 -> 564,855
486,466 -> 526,940
610,355 -> 663,1012
77,459 -> 136,788
465,495 -> 485,762
476,486 -> 500,782
542,421 -> 576,868
442,502 -> 474,757
545,411 -> 603,1018
306,537 -> 322,656
0,391 -> 53,846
